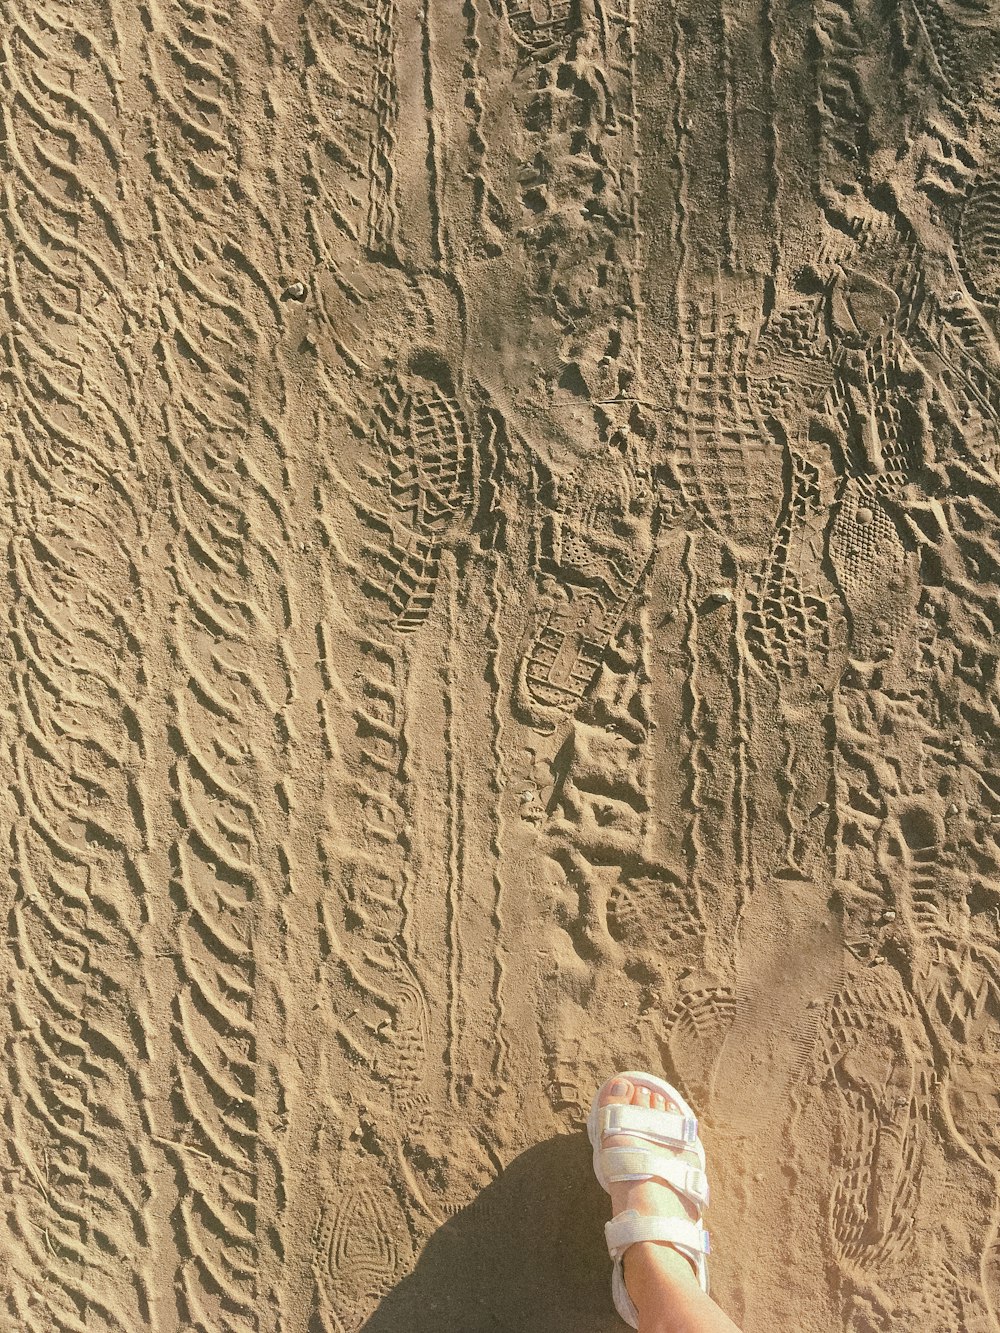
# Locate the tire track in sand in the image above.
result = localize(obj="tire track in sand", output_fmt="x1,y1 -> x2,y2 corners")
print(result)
144,3 -> 293,1326
0,3 -> 156,1327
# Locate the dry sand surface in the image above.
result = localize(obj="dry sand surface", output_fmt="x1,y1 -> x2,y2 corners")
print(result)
4,0 -> 1000,1330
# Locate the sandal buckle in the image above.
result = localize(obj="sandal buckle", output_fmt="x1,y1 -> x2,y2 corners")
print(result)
687,1166 -> 709,1205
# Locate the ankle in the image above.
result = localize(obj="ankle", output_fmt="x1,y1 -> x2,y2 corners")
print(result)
624,1240 -> 701,1310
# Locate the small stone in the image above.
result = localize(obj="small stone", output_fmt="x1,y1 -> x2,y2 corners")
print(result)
856,506 -> 874,526
283,280 -> 307,301
882,909 -> 896,923
947,802 -> 959,815
703,588 -> 733,608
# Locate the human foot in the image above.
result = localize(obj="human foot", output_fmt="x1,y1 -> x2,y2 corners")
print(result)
589,1072 -> 711,1327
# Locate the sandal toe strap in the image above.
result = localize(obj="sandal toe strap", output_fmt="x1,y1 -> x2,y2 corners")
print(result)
598,1101 -> 700,1149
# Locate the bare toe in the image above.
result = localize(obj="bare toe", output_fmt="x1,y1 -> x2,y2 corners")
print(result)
599,1076 -> 634,1111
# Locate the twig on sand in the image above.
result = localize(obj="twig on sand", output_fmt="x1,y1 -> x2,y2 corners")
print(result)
152,1135 -> 212,1161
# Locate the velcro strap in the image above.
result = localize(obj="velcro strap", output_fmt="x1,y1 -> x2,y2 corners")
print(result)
599,1148 -> 709,1209
599,1102 -> 699,1148
605,1210 -> 711,1263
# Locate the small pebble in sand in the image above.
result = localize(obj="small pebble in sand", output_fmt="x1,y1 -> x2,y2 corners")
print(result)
703,589 -> 733,608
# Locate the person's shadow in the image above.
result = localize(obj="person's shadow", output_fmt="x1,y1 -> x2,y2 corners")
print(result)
362,1132 -> 618,1332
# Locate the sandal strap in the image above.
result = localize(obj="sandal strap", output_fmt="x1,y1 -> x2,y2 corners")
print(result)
605,1209 -> 711,1264
611,1262 -> 641,1329
598,1147 -> 709,1209
598,1101 -> 700,1149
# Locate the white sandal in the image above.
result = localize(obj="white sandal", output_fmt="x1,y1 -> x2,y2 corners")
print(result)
587,1071 -> 711,1328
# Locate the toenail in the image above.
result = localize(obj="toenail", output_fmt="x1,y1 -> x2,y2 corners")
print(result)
609,1079 -> 628,1096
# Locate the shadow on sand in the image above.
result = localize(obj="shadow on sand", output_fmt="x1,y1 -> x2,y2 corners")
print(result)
363,1132 -> 619,1332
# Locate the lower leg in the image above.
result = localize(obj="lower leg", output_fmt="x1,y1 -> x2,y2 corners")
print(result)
625,1244 -> 743,1333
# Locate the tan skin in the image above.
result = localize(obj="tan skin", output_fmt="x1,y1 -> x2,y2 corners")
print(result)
599,1077 -> 743,1333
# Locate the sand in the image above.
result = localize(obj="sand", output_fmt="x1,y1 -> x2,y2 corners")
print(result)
2,0 -> 1000,1329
